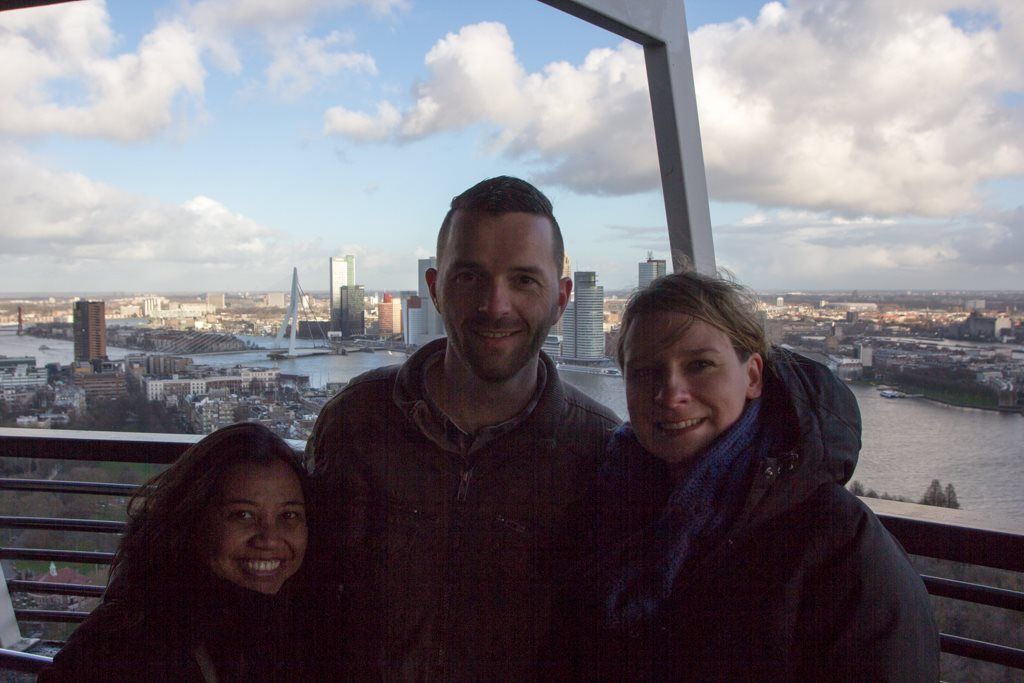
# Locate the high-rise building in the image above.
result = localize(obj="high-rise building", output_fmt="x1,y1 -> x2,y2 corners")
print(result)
418,257 -> 444,338
403,296 -> 425,346
553,252 -> 572,337
403,257 -> 445,346
638,253 -> 667,290
378,293 -> 402,336
206,292 -> 225,311
562,272 -> 604,361
330,255 -> 356,331
140,296 -> 163,316
338,285 -> 365,338
561,253 -> 572,280
73,301 -> 106,363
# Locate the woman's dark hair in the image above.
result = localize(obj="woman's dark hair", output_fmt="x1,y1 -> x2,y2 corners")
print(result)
107,422 -> 308,608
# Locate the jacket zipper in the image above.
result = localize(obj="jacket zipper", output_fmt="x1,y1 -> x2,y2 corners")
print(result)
457,469 -> 472,502
439,464 -> 473,676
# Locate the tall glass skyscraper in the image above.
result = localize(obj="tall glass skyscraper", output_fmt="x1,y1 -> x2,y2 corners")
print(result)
338,284 -> 365,338
330,255 -> 356,331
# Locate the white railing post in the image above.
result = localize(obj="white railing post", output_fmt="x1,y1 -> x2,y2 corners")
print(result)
0,563 -> 37,651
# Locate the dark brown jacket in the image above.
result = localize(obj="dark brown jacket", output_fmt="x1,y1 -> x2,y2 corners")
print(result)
307,339 -> 619,681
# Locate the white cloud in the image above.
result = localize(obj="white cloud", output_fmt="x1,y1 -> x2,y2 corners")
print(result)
324,101 -> 400,140
0,3 -> 206,141
601,202 -> 1023,289
186,0 -> 407,33
1,151 -> 267,259
0,0 -> 403,141
266,30 -> 376,99
693,0 -> 1024,216
325,5 -> 1024,215
324,22 -> 659,194
710,208 -> 1023,288
0,148 -> 432,291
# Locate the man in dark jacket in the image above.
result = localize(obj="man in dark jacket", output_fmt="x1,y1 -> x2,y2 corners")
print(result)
307,176 -> 619,680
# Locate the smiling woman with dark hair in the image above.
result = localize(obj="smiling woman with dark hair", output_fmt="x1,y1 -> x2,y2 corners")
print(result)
550,270 -> 939,681
39,422 -> 316,682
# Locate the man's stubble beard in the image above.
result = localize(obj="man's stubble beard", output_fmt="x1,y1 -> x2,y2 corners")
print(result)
446,301 -> 562,384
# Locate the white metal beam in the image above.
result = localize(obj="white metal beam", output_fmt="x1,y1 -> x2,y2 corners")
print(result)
538,0 -> 715,274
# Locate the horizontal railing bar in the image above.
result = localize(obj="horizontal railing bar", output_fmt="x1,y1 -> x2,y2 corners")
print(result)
923,574 -> 1024,613
0,478 -> 138,496
0,647 -> 52,674
0,516 -> 125,533
941,633 -> 1024,670
0,548 -> 113,564
0,426 -> 198,464
876,513 -> 1024,573
7,580 -> 105,598
14,608 -> 88,623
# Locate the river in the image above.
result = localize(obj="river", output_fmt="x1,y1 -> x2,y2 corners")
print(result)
2,329 -> 1022,519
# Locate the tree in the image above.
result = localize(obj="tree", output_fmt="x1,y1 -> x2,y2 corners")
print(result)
944,483 -> 959,509
920,479 -> 947,507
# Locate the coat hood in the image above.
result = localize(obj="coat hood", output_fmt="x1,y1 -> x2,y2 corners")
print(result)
746,347 -> 862,525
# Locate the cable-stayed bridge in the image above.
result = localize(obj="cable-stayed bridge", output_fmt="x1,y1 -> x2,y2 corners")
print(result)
266,267 -> 332,359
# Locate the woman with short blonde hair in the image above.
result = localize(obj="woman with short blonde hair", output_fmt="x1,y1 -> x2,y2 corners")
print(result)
553,270 -> 939,681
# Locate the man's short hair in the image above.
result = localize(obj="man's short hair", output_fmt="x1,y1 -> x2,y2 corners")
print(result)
437,176 -> 565,273
617,269 -> 770,369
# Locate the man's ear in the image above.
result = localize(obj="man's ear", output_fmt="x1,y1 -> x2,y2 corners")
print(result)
425,268 -> 440,310
557,277 -> 572,314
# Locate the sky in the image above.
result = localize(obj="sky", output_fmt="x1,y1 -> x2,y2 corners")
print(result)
1,0 -> 1022,295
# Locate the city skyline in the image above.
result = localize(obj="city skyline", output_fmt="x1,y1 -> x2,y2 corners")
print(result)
2,1 -> 1022,294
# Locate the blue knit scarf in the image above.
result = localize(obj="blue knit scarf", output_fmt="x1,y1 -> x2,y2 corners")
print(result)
602,398 -> 768,629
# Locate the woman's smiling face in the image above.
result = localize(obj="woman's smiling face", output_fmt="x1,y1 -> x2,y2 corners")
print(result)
624,313 -> 763,465
206,459 -> 307,594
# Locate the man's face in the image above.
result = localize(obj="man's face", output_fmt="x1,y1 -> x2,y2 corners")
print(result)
427,211 -> 571,383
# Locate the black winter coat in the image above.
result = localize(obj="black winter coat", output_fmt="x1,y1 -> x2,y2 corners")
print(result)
549,349 -> 939,682
38,573 -> 313,682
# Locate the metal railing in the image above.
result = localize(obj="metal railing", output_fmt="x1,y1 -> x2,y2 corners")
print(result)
1,427 -> 1022,675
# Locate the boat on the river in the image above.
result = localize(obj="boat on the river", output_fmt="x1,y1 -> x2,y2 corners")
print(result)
555,362 -> 622,377
880,389 -> 923,399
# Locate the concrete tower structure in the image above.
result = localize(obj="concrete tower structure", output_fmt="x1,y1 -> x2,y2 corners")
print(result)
638,252 -> 667,290
552,251 -> 573,338
403,296 -> 424,346
73,301 -> 107,363
403,257 -> 445,346
206,292 -> 225,311
562,271 -> 604,361
418,257 -> 444,339
378,293 -> 402,337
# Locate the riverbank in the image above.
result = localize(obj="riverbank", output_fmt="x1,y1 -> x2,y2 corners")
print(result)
851,380 -> 1021,414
